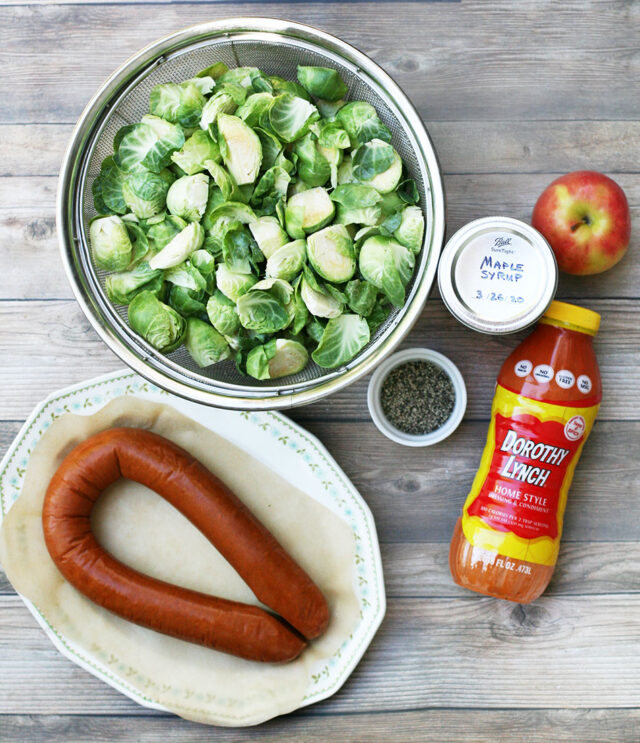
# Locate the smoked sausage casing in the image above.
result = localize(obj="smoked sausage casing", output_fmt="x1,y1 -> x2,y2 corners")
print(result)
42,427 -> 330,662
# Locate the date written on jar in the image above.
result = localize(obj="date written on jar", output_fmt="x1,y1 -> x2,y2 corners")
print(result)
475,290 -> 525,303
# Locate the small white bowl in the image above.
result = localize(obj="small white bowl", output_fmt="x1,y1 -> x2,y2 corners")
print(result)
367,348 -> 467,447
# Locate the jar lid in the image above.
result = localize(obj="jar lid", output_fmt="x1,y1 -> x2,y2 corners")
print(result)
542,300 -> 601,335
438,217 -> 558,334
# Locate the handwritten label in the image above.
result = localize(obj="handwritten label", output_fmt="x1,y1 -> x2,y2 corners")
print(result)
454,230 -> 546,322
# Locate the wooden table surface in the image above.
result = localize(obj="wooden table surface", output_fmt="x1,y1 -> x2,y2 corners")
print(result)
1,1 -> 639,741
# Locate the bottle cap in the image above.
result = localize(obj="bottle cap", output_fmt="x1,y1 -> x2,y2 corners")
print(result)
542,300 -> 601,335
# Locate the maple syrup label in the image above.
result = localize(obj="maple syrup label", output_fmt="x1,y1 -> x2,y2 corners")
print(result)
461,385 -> 598,566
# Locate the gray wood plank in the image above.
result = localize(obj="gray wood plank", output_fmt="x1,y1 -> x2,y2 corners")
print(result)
292,420 -> 640,542
2,593 -> 640,714
3,538 -> 639,598
2,173 -> 638,300
2,709 -> 640,743
0,299 -> 635,422
5,121 -> 640,177
381,540 -> 640,597
0,2 -> 638,123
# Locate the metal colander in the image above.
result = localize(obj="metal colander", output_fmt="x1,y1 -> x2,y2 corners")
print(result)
58,18 -> 446,409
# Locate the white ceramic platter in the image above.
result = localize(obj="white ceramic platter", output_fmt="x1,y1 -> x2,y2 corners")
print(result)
0,369 -> 385,723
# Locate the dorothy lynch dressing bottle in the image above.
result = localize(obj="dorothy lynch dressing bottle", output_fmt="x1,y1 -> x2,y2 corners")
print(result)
449,301 -> 602,603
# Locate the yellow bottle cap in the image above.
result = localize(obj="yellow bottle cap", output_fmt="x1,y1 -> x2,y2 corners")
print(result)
542,300 -> 601,335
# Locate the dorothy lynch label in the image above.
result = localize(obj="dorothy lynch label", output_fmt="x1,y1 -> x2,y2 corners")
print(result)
499,429 -> 571,487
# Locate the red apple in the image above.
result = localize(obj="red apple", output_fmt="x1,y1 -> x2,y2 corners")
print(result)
531,170 -> 631,275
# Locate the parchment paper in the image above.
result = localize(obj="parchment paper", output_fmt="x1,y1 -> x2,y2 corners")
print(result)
0,397 -> 360,726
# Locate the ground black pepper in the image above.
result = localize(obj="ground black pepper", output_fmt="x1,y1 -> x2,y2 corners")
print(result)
380,360 -> 455,435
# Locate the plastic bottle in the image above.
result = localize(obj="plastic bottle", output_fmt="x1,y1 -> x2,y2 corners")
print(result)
449,301 -> 602,603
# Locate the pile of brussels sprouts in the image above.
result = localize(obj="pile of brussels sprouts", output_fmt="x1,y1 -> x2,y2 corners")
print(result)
90,62 -> 425,379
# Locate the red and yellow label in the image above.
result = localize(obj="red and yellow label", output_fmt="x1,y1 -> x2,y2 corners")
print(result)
461,385 -> 599,566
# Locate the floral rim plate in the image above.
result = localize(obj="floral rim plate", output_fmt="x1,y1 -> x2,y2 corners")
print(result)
0,369 -> 385,720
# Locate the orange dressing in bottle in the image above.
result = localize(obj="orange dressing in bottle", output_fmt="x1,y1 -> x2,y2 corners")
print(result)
449,301 -> 602,603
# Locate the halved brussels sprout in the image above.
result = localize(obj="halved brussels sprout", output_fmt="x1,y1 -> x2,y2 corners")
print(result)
235,92 -> 274,127
246,338 -> 309,380
269,94 -> 318,142
336,102 -> 392,147
122,171 -> 169,219
337,156 -> 356,185
394,205 -> 425,253
128,290 -> 186,352
166,173 -> 209,222
359,235 -> 415,306
398,178 -> 420,205
331,183 -> 383,226
265,239 -> 306,281
164,261 -> 207,292
311,314 -> 370,369
268,76 -> 312,101
186,76 -> 215,96
90,215 -> 133,271
221,223 -> 261,275
196,62 -> 228,80
306,224 -> 356,282
105,262 -> 164,305
367,296 -> 392,333
170,130 -> 220,175
332,183 -> 382,209
315,97 -> 347,119
284,187 -> 335,239
200,90 -> 238,131
217,114 -> 262,185
190,248 -> 216,290
117,115 -> 185,173
353,139 -> 402,194
201,186 -> 227,231
168,284 -> 207,317
123,220 -> 151,264
312,120 -> 351,150
206,290 -> 241,336
94,156 -> 127,214
251,277 -> 294,306
290,274 -> 309,335
215,263 -> 257,302
294,133 -> 331,188
149,81 -> 206,128
250,166 -> 291,215
204,160 -> 244,203
345,279 -> 378,317
249,216 -> 289,259
335,204 -> 383,227
218,66 -> 261,90
184,317 -> 231,367
206,201 -> 257,226
296,66 -> 348,101
236,290 -> 290,333
378,191 -> 405,217
287,180 -> 311,198
145,214 -> 188,250
300,276 -> 343,318
306,315 -> 326,343
148,222 -> 204,270
254,127 -> 283,171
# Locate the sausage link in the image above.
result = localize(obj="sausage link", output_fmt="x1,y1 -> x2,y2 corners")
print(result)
42,428 -> 330,662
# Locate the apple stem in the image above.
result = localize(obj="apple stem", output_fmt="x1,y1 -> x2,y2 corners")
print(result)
570,215 -> 591,232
